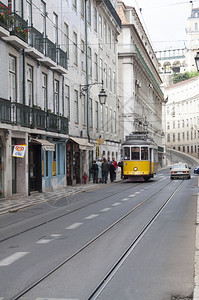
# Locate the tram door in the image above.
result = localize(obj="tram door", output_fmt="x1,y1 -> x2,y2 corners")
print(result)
150,148 -> 152,175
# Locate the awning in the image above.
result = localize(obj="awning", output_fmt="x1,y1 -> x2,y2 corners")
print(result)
30,138 -> 55,151
69,137 -> 94,150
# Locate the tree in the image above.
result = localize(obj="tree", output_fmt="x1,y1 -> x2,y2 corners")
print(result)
172,71 -> 199,84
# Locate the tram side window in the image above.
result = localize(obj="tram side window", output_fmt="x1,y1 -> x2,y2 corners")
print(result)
124,147 -> 130,160
131,147 -> 140,160
141,147 -> 148,160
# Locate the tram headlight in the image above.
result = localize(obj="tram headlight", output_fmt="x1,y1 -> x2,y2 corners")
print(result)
134,167 -> 138,171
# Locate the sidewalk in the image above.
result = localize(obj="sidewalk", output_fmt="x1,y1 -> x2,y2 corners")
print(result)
0,171 -> 122,216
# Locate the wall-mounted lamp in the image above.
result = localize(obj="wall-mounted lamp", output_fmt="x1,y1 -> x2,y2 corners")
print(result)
80,80 -> 107,105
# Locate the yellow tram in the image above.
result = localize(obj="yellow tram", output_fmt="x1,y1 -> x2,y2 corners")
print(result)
122,132 -> 158,181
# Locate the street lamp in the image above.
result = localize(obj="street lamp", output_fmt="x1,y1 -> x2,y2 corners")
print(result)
80,80 -> 107,105
143,117 -> 148,132
195,52 -> 199,71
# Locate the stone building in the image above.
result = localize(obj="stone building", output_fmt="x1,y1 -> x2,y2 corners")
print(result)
117,2 -> 165,166
0,0 -> 121,197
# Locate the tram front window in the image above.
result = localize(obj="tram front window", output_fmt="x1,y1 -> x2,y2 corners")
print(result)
124,147 -> 130,160
131,147 -> 140,160
141,147 -> 148,160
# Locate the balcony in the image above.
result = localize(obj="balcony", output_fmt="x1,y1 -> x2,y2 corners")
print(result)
0,98 -> 68,135
0,1 -> 10,37
39,38 -> 57,67
59,116 -> 68,134
51,47 -> 68,74
3,13 -> 28,48
25,26 -> 44,59
31,106 -> 46,130
0,98 -> 11,123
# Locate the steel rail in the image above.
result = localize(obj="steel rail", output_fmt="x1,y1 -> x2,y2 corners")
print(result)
11,178 -> 177,300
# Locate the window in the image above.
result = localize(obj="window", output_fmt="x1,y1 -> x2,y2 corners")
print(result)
110,108 -> 113,132
99,14 -> 102,39
81,39 -> 85,71
42,73 -> 47,110
73,0 -> 77,9
195,22 -> 198,30
104,21 -> 107,44
9,55 -> 16,101
27,65 -> 33,106
88,46 -> 92,77
73,32 -> 78,65
94,53 -> 98,81
41,1 -> 46,36
167,134 -> 170,142
57,144 -> 61,175
94,7 -> 97,32
54,80 -> 59,114
178,120 -> 180,128
108,27 -> 111,49
141,147 -> 148,160
105,106 -> 108,132
74,90 -> 79,123
89,98 -> 93,127
182,119 -> 185,128
131,147 -> 140,160
173,121 -> 175,129
53,12 -> 58,44
87,0 -> 91,25
81,0 -> 85,18
124,147 -> 130,160
182,132 -> 185,140
178,132 -> 180,141
104,63 -> 108,88
167,122 -> 170,130
82,94 -> 86,125
27,0 -> 32,26
187,131 -> 189,140
113,71 -> 116,94
64,23 -> 69,58
109,67 -> 112,92
99,58 -> 103,82
114,111 -> 116,133
173,133 -> 175,142
101,105 -> 104,130
65,84 -> 70,119
95,101 -> 99,129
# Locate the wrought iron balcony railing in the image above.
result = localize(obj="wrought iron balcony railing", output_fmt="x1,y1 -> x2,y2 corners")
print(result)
28,26 -> 44,53
57,47 -> 68,69
0,98 -> 69,135
59,116 -> 68,134
31,106 -> 46,130
0,98 -> 11,123
12,102 -> 30,127
10,13 -> 28,42
44,37 -> 56,62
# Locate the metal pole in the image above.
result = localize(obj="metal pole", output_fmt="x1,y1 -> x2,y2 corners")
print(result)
85,0 -> 90,142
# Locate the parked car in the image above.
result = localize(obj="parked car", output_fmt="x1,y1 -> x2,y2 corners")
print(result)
194,166 -> 199,174
170,163 -> 191,180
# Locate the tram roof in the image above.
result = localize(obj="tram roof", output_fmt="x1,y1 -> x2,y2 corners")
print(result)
122,132 -> 157,147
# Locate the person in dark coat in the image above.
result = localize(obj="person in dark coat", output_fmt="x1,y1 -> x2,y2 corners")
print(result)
109,162 -> 116,182
101,158 -> 109,184
92,160 -> 98,183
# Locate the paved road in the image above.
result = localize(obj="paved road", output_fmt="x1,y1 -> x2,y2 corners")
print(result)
0,168 -> 197,300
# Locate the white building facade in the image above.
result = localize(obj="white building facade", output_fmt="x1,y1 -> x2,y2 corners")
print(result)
165,76 -> 199,158
117,2 -> 165,166
0,0 -> 121,197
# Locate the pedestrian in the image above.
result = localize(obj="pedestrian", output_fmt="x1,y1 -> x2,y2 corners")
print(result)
112,158 -> 118,180
109,162 -> 116,182
96,158 -> 102,182
118,160 -> 123,179
101,158 -> 109,184
92,160 -> 98,183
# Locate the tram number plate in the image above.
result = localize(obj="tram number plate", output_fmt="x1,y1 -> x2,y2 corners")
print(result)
135,171 -> 141,174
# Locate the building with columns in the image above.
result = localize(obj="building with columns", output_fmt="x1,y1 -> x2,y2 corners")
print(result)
117,2 -> 165,166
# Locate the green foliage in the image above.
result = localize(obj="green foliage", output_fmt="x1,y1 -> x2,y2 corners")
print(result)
172,71 -> 199,84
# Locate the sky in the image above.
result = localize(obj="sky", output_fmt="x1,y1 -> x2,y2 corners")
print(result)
122,0 -> 199,51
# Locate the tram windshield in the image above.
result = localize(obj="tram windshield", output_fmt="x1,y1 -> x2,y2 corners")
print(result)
124,147 -> 130,160
141,147 -> 148,160
131,147 -> 140,160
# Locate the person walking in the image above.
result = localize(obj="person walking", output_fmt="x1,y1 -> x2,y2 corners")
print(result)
96,158 -> 102,182
101,158 -> 109,184
112,158 -> 118,180
92,160 -> 98,183
109,162 -> 116,182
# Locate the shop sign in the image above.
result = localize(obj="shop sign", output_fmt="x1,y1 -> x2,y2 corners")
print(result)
12,144 -> 26,158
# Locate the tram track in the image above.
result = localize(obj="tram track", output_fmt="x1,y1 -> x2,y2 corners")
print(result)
0,180 -> 153,243
10,178 -> 181,300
